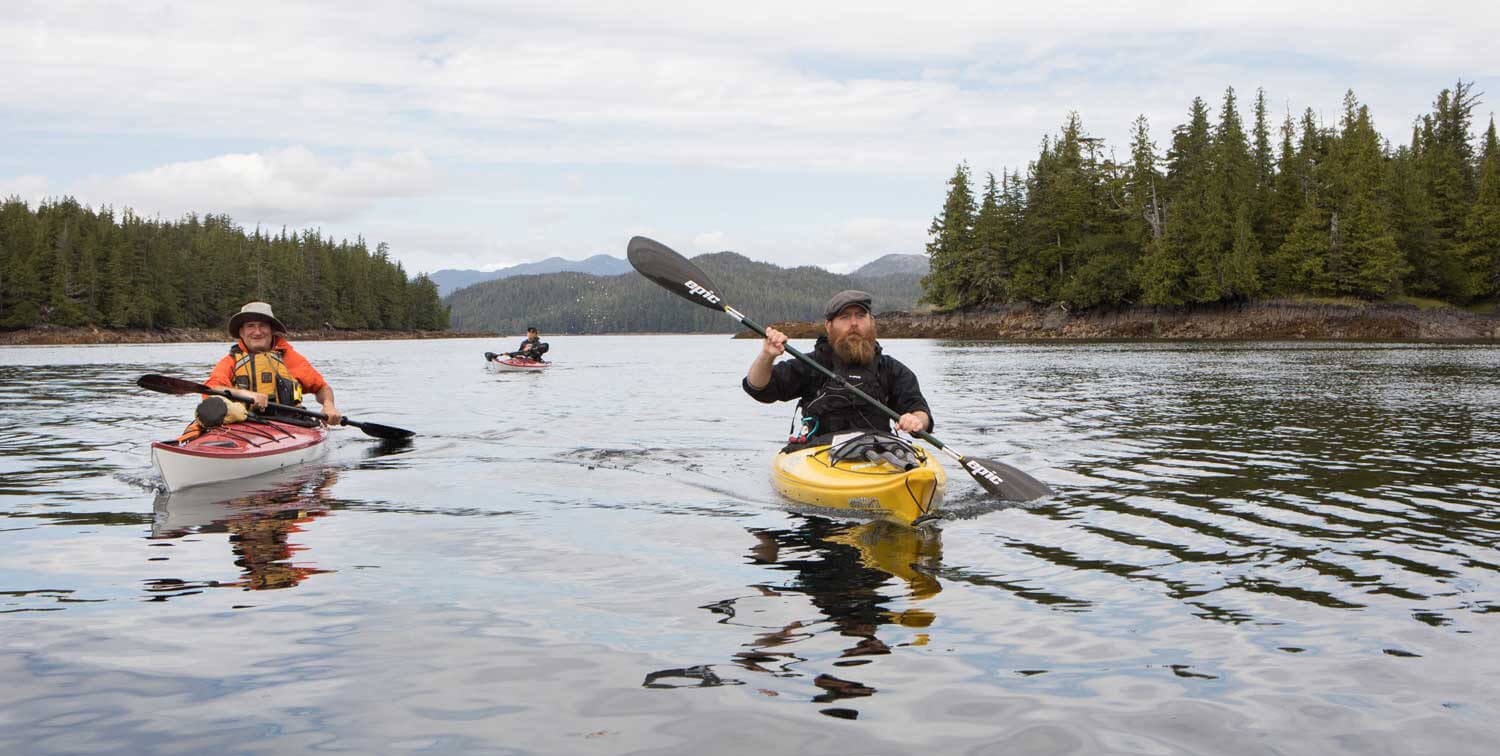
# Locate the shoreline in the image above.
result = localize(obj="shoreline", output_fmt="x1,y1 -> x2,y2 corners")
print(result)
0,327 -> 497,346
737,301 -> 1500,342
8,301 -> 1500,345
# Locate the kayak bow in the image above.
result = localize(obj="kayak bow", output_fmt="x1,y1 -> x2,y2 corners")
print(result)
770,432 -> 947,524
484,353 -> 552,372
151,418 -> 330,492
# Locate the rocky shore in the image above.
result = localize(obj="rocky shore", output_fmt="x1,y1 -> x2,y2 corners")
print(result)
742,301 -> 1500,342
0,326 -> 495,346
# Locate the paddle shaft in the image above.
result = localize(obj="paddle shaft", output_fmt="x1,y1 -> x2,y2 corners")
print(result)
137,374 -> 414,440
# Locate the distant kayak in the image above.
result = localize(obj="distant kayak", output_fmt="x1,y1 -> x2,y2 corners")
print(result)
484,352 -> 552,372
151,418 -> 330,492
770,431 -> 946,524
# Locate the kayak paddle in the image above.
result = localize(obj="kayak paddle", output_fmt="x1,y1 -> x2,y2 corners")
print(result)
626,235 -> 1054,506
137,374 -> 415,440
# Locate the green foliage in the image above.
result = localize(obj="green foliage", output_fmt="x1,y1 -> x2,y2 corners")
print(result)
921,162 -> 978,307
1462,117 -> 1500,297
0,197 -> 449,331
920,81 -> 1497,310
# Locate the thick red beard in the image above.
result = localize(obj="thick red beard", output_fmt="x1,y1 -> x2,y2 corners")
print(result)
833,333 -> 876,365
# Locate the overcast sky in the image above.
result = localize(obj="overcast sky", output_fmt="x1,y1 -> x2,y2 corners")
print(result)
3,2 -> 1496,275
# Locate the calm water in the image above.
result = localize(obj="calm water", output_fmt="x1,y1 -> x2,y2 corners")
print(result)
2,336 -> 1497,755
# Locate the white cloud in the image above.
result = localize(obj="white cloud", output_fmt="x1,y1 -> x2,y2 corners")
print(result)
79,147 -> 434,225
691,231 -> 729,253
3,1 -> 1495,273
7,2 -> 1491,176
0,175 -> 50,205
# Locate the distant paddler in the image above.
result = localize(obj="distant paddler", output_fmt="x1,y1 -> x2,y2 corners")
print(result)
514,326 -> 550,362
483,326 -> 552,371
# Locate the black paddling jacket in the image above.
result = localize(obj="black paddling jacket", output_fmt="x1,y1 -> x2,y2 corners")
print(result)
742,336 -> 934,435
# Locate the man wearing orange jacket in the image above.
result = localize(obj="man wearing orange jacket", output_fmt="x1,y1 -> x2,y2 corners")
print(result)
198,301 -> 342,427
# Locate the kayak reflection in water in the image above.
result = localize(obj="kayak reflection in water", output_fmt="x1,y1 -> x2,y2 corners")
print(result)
642,516 -> 942,719
145,468 -> 340,597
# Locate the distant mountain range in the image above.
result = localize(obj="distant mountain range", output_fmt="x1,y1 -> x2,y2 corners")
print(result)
431,253 -> 926,298
429,255 -> 634,297
446,251 -> 930,335
854,253 -> 929,276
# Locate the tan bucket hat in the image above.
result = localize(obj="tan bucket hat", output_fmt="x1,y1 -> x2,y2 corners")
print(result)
227,301 -> 288,337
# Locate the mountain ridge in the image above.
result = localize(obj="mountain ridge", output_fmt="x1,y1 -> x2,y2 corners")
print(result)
445,250 -> 927,334
434,251 -> 927,297
429,254 -> 633,297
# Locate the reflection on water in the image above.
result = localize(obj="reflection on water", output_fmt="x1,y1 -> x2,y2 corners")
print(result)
141,440 -> 418,598
646,517 -> 941,719
147,468 -> 340,596
3,338 -> 1499,755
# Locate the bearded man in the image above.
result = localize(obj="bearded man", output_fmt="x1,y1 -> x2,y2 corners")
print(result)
743,290 -> 932,437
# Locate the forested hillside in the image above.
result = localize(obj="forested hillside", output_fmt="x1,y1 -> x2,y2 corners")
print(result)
431,254 -> 633,297
0,198 -> 448,331
924,81 -> 1500,310
447,251 -> 924,334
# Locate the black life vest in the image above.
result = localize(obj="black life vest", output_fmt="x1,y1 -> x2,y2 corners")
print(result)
797,355 -> 891,436
229,344 -> 303,407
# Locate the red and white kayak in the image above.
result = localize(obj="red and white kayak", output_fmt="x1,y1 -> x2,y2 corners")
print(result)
485,355 -> 552,372
151,418 -> 330,492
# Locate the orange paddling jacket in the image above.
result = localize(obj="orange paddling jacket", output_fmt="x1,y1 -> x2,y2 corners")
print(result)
206,336 -> 329,407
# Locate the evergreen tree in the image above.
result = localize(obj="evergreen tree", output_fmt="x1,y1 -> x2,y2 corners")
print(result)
1250,88 -> 1276,240
1329,94 -> 1406,297
1267,109 -> 1303,254
1154,96 -> 1225,302
970,172 -> 1010,303
1462,117 -> 1500,298
921,162 -> 976,307
1273,196 -> 1333,294
1409,82 -> 1480,299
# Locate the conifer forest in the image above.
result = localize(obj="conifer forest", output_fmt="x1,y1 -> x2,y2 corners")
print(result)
922,81 -> 1499,310
0,199 -> 449,331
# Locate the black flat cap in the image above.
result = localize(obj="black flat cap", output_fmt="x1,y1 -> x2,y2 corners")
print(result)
824,290 -> 873,320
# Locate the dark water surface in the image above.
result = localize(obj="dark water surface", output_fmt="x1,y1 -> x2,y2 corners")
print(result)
2,336 -> 1497,754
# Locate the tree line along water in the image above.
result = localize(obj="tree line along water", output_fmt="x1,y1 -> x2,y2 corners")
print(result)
923,81 -> 1499,312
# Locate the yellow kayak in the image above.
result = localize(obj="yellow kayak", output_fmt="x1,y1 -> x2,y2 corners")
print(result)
770,431 -> 946,524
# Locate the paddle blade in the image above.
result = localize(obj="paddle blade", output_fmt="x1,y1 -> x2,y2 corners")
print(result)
626,235 -> 728,312
138,374 -> 215,396
344,418 -> 415,440
959,456 -> 1054,502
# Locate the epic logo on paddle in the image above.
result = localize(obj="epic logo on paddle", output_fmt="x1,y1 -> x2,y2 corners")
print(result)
685,280 -> 721,305
965,459 -> 1005,487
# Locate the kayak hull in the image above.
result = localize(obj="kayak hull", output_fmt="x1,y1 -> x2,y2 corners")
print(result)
771,436 -> 946,524
151,419 -> 330,492
485,356 -> 552,372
